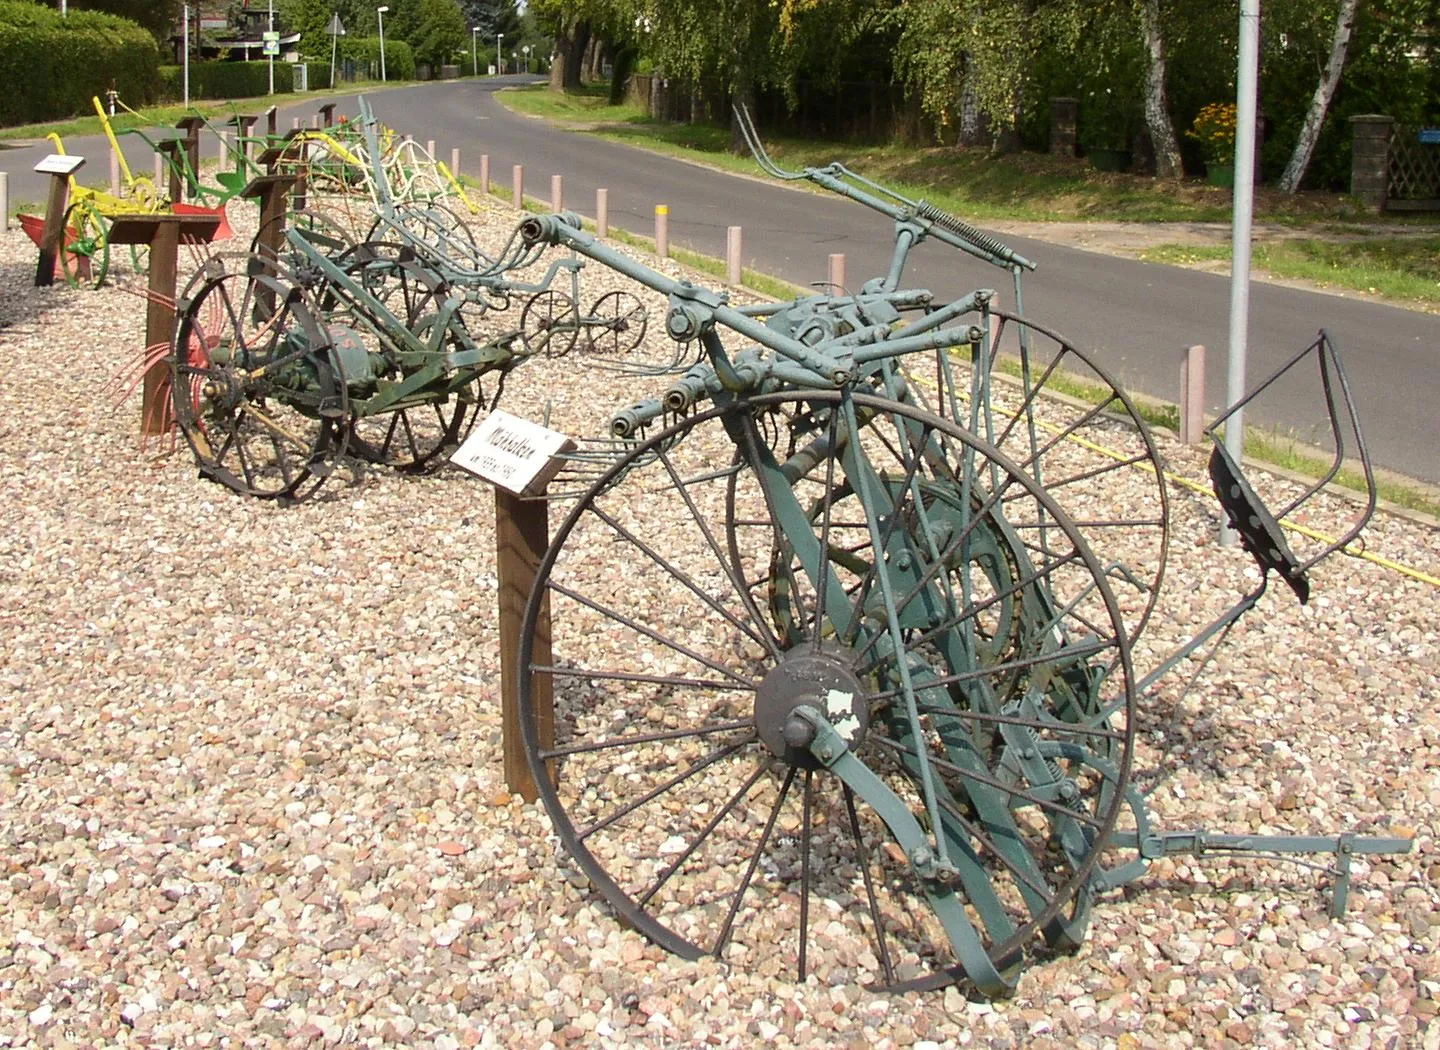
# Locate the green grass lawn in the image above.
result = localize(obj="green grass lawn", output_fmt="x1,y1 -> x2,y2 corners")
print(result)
1141,237 -> 1440,309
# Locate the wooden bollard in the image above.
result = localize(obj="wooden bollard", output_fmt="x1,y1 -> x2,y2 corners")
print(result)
828,252 -> 846,293
0,171 -> 7,231
426,139 -> 436,159
551,174 -> 562,212
1180,344 -> 1207,444
450,147 -> 461,178
109,148 -> 121,196
217,130 -> 229,169
154,153 -> 164,186
480,154 -> 490,195
655,204 -> 669,258
596,188 -> 608,237
512,164 -> 523,208
310,115 -> 320,130
726,225 -> 742,285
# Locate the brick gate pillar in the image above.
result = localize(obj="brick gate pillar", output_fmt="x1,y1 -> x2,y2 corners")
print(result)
1350,115 -> 1394,213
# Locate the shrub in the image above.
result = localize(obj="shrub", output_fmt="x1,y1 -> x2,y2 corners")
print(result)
156,61 -> 295,103
0,0 -> 159,126
338,36 -> 415,81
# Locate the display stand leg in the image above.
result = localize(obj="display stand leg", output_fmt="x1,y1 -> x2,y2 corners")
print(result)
496,488 -> 554,802
142,221 -> 180,435
32,172 -> 71,287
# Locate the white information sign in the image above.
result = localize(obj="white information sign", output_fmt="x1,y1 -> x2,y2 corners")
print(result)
450,409 -> 575,496
34,154 -> 86,176
263,30 -> 280,56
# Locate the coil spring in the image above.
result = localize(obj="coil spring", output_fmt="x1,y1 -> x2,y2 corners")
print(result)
916,200 -> 1018,264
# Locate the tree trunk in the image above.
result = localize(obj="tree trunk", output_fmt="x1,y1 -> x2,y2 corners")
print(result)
608,46 -> 638,105
1137,0 -> 1183,178
1278,0 -> 1361,192
548,18 -> 591,93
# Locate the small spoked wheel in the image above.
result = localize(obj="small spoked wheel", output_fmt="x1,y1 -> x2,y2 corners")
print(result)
583,290 -> 648,356
59,201 -> 109,289
519,390 -> 1135,993
171,270 -> 348,502
520,289 -> 580,357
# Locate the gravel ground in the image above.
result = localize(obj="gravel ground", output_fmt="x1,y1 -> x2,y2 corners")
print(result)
0,193 -> 1437,1049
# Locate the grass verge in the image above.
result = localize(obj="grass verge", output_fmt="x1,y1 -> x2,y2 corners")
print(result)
497,84 -> 1440,232
1141,238 -> 1440,310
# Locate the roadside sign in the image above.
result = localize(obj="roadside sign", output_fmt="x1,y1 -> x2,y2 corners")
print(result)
1419,128 -> 1440,145
451,410 -> 575,496
263,30 -> 280,57
327,13 -> 345,36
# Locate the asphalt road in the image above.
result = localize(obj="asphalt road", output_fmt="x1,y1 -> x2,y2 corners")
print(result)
5,77 -> 1436,481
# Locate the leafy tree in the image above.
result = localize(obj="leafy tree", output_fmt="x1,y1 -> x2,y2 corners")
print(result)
71,0 -> 181,41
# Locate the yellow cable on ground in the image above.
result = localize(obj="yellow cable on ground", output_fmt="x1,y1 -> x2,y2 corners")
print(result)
1031,418 -> 1440,589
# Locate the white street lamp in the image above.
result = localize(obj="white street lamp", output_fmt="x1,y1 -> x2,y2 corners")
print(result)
496,32 -> 503,75
267,0 -> 275,94
471,27 -> 479,76
521,44 -> 530,74
377,5 -> 389,82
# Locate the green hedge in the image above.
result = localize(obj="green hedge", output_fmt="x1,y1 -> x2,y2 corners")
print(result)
157,61 -> 295,103
0,0 -> 159,126
337,36 -> 416,81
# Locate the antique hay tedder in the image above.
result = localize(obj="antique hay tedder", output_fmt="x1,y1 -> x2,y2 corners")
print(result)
503,111 -> 1412,995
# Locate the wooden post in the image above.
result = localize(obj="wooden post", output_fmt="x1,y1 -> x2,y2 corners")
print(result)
512,164 -> 523,208
265,106 -> 278,139
480,154 -> 490,195
828,253 -> 846,293
496,489 -> 554,801
32,169 -> 72,287
655,204 -> 669,258
426,138 -> 436,158
0,171 -> 8,231
217,130 -> 229,171
158,142 -> 185,204
596,188 -> 608,237
104,214 -> 221,430
726,225 -> 742,285
450,147 -> 460,178
154,153 -> 164,187
109,148 -> 121,196
143,220 -> 180,434
550,173 -> 562,212
175,116 -> 204,199
318,102 -> 336,127
1180,344 -> 1207,444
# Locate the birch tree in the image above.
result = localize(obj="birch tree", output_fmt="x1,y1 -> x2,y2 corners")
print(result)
1135,0 -> 1183,177
1277,0 -> 1361,192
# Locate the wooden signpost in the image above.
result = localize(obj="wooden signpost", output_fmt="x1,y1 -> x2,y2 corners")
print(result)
31,153 -> 85,287
450,410 -> 575,801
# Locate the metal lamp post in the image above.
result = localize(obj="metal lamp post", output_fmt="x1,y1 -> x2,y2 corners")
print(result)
267,0 -> 275,94
522,45 -> 530,73
377,5 -> 389,82
471,27 -> 479,76
496,32 -> 503,75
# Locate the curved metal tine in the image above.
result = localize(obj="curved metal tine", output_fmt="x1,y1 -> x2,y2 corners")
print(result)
731,104 -> 806,181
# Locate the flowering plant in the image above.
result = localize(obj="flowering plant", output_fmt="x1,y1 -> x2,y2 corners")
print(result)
1188,103 -> 1237,166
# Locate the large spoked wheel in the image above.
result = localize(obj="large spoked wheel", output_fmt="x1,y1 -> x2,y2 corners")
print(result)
899,308 -> 1170,650
369,201 -> 489,268
583,290 -> 648,357
519,390 -> 1136,993
59,201 -> 109,289
171,270 -> 348,502
315,241 -> 480,472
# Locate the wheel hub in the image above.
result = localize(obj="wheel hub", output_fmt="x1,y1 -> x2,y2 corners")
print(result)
755,649 -> 868,767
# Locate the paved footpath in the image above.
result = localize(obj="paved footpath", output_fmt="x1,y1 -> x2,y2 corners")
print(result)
4,77 -> 1435,482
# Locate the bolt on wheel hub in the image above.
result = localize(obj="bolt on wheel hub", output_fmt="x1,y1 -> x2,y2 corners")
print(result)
754,649 -> 868,767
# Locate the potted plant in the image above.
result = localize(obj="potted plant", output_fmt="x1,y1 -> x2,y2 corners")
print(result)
1080,89 -> 1136,172
1189,103 -> 1237,187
